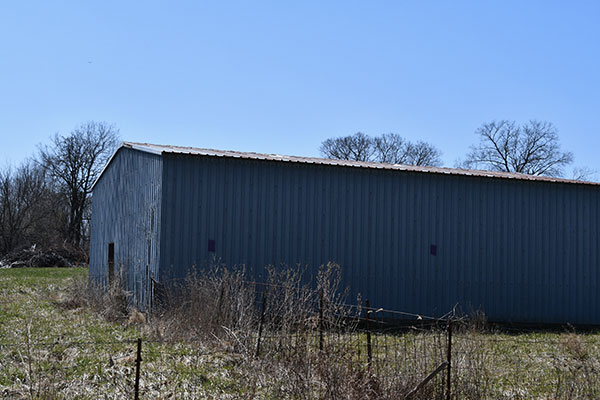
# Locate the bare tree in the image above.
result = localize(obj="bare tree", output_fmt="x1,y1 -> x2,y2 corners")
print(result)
320,132 -> 374,162
39,121 -> 120,246
571,166 -> 597,182
463,120 -> 573,177
0,162 -> 49,254
405,141 -> 442,166
320,132 -> 442,166
373,133 -> 409,164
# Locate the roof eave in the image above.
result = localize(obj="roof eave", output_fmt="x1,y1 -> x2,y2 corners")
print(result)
92,141 -> 600,189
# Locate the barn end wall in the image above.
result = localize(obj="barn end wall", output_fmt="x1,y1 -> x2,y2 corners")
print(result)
159,153 -> 600,324
89,148 -> 162,310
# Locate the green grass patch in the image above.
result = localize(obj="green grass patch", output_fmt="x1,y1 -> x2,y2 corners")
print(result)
0,267 -> 246,399
2,267 -> 600,399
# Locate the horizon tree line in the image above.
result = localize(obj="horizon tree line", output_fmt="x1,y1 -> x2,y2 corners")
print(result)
320,120 -> 593,180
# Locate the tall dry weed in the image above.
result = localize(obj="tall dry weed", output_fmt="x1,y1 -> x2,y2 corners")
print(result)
59,264 -> 600,399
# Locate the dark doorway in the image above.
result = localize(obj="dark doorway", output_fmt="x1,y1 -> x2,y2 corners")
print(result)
108,243 -> 115,285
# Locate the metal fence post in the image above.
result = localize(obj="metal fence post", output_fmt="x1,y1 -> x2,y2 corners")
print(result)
215,282 -> 225,326
446,321 -> 452,400
134,338 -> 142,400
365,299 -> 372,366
319,289 -> 324,352
255,290 -> 267,357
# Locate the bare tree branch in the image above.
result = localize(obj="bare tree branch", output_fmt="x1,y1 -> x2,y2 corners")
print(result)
571,166 -> 597,182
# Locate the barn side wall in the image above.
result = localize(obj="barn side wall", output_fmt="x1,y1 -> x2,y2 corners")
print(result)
89,148 -> 163,310
159,153 -> 600,324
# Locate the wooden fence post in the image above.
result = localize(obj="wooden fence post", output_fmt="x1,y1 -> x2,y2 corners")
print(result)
405,361 -> 449,399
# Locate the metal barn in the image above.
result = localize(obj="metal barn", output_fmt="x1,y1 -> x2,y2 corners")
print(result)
90,142 -> 600,324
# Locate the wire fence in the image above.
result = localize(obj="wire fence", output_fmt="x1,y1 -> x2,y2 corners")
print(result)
3,316 -> 600,398
4,273 -> 600,399
0,330 -> 450,399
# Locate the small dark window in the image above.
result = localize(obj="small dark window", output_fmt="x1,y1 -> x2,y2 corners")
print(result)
430,244 -> 437,256
108,243 -> 115,284
208,239 -> 216,253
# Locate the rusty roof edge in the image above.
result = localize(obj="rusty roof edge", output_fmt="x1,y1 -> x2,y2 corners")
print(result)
93,141 -> 600,190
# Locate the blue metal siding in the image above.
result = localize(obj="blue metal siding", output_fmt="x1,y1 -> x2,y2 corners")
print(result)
84,150 -> 587,323
155,154 -> 600,324
89,148 -> 162,310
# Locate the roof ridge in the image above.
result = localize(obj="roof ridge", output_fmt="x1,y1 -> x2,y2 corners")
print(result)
105,141 -> 599,187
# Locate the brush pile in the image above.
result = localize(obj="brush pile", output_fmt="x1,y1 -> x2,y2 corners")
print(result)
0,244 -> 87,268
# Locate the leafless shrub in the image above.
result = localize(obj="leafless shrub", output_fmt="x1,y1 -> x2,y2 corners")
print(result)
452,331 -> 493,399
144,262 -> 409,398
56,274 -> 89,310
61,264 -> 600,399
60,274 -> 129,323
551,333 -> 600,399
145,264 -> 258,349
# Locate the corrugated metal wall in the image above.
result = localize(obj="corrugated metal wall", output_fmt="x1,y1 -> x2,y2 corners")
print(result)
89,148 -> 163,310
159,153 -> 600,324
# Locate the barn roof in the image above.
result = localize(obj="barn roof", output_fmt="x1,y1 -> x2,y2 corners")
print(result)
93,141 -> 600,190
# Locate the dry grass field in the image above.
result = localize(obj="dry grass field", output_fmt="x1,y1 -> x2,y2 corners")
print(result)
2,267 -> 600,399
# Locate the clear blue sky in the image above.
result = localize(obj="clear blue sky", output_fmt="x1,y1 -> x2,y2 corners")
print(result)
1,1 -> 599,176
